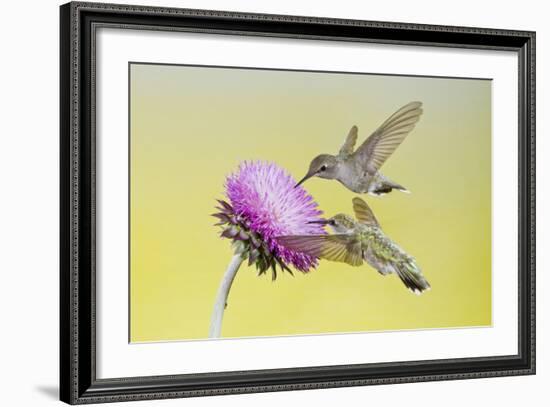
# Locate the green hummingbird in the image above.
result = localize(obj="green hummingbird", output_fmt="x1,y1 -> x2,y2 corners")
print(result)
277,197 -> 430,294
295,102 -> 423,196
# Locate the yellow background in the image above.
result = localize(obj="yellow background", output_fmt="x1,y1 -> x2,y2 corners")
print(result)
130,63 -> 492,342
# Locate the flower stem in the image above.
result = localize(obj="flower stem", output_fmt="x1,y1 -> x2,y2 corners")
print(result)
209,254 -> 244,338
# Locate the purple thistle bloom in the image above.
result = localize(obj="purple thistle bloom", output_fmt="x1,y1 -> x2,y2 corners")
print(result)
224,161 -> 326,273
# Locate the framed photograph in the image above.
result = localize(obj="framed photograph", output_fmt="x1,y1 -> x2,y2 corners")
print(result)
60,1 -> 535,404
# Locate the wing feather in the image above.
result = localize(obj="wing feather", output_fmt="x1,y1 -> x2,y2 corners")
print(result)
338,125 -> 358,157
277,234 -> 363,267
352,197 -> 379,227
354,102 -> 423,170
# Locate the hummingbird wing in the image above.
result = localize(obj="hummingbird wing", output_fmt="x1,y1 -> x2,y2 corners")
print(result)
338,125 -> 358,157
354,101 -> 423,171
352,197 -> 379,227
277,234 -> 363,267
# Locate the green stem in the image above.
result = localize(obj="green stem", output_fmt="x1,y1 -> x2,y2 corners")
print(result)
209,254 -> 244,338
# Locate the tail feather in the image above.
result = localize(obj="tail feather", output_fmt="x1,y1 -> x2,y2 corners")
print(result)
394,261 -> 430,295
371,180 -> 409,196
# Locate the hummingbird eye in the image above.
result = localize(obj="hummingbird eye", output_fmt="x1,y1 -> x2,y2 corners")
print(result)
330,220 -> 336,226
319,165 -> 327,172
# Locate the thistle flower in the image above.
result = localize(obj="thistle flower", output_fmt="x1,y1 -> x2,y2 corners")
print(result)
218,161 -> 325,275
209,161 -> 326,338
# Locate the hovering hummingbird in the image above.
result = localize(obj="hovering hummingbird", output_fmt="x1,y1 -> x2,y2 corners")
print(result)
277,197 -> 430,294
295,102 -> 423,196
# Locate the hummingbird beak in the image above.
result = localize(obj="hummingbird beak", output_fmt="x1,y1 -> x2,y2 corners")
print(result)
294,171 -> 314,188
307,219 -> 330,225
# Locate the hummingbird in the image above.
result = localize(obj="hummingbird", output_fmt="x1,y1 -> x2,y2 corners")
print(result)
295,101 -> 423,196
277,197 -> 430,294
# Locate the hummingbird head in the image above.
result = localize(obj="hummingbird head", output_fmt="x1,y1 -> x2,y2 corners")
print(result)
295,154 -> 339,188
308,214 -> 356,233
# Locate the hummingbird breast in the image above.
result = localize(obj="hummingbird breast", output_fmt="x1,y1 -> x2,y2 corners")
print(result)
364,247 -> 395,275
359,228 -> 404,275
336,160 -> 374,193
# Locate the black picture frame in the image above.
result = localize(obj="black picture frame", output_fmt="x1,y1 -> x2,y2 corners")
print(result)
60,1 -> 536,404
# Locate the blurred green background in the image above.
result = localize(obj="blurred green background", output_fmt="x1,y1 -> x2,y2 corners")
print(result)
129,63 -> 492,342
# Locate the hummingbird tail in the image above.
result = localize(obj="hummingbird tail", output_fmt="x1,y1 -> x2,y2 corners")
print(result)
371,180 -> 409,195
394,261 -> 430,295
